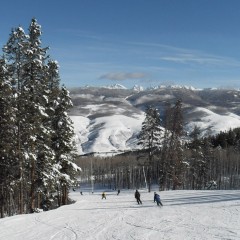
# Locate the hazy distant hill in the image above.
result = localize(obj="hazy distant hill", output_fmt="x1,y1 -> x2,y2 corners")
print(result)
69,86 -> 240,155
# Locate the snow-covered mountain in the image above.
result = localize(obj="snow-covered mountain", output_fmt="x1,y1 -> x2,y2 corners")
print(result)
102,84 -> 127,90
69,86 -> 240,155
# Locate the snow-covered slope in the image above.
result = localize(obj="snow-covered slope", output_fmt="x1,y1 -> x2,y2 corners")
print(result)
69,86 -> 240,155
185,107 -> 240,136
71,114 -> 144,155
1,189 -> 240,240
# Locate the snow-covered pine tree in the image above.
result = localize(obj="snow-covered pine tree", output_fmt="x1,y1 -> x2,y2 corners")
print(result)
0,58 -> 17,217
50,86 -> 80,205
188,125 -> 204,189
1,18 -> 79,215
158,102 -> 172,190
3,26 -> 29,214
20,18 -> 57,212
38,60 -> 62,206
165,99 -> 185,190
138,106 -> 163,192
200,137 -> 212,188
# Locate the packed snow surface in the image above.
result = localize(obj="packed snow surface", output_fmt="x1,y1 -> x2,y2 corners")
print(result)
1,190 -> 240,240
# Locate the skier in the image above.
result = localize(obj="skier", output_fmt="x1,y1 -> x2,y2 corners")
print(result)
135,190 -> 142,204
102,192 -> 106,199
154,192 -> 163,206
117,189 -> 120,195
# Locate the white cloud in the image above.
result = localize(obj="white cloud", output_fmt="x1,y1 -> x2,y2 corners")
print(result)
99,72 -> 148,81
127,41 -> 240,68
160,53 -> 240,67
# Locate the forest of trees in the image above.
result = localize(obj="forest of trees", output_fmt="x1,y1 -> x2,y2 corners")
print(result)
0,19 -> 80,218
76,101 -> 240,193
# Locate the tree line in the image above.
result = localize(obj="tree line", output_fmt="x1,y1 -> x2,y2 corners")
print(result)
0,19 -> 80,218
77,100 -> 240,192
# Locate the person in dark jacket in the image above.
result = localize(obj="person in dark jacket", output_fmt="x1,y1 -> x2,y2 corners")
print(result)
117,189 -> 120,195
102,192 -> 106,199
135,190 -> 142,204
154,192 -> 163,206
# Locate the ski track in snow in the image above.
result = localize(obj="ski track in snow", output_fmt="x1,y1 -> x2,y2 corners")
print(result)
0,190 -> 240,240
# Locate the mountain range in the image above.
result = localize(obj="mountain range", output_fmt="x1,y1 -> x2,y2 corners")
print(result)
69,85 -> 240,155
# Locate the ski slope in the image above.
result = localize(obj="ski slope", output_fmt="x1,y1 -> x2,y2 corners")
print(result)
1,190 -> 240,240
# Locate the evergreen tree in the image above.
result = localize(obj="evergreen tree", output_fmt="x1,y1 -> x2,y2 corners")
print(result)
18,18 -> 54,212
159,102 -> 172,190
165,99 -> 185,190
3,26 -> 28,90
201,137 -> 212,188
38,60 -> 62,206
3,26 -> 28,214
188,125 -> 205,189
51,86 -> 80,205
1,19 -> 79,215
138,106 -> 162,192
0,58 -> 17,217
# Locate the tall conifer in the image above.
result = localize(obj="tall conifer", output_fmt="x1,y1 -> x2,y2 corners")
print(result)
0,58 -> 17,217
138,106 -> 162,192
1,19 -> 79,215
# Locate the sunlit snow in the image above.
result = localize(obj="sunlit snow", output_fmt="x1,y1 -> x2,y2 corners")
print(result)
0,189 -> 240,240
70,106 -> 240,155
71,114 -> 145,155
185,107 -> 240,136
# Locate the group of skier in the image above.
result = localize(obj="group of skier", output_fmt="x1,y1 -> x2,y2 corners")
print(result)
101,189 -> 120,199
80,189 -> 163,206
134,190 -> 163,206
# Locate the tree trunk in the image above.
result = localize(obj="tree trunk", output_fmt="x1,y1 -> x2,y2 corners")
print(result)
29,159 -> 36,212
0,185 -> 4,218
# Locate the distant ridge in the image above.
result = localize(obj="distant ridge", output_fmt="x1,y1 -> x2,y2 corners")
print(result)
102,84 -> 127,89
69,86 -> 240,155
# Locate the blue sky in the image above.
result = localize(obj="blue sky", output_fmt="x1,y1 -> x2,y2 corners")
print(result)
1,0 -> 240,89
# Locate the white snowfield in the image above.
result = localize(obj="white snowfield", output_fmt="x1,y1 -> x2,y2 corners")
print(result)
70,108 -> 240,155
71,114 -> 145,155
1,190 -> 240,240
